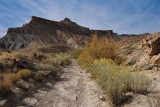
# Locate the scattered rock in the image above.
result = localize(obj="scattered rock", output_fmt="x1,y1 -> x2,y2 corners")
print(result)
37,71 -> 52,77
12,87 -> 24,97
23,97 -> 38,105
16,80 -> 34,90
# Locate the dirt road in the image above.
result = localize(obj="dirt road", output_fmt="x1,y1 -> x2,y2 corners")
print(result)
37,60 -> 108,107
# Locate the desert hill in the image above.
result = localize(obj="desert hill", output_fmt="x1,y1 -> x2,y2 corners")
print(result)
0,16 -> 119,50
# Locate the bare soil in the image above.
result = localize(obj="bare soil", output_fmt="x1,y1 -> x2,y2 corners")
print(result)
37,60 -> 108,107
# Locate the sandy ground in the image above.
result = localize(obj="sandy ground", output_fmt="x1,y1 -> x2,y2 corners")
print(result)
36,60 -> 108,107
2,60 -> 160,107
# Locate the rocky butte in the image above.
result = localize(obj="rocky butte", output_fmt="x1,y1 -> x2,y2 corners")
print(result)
0,16 -> 119,50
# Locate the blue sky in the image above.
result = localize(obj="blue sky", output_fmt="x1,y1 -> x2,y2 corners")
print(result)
0,0 -> 159,37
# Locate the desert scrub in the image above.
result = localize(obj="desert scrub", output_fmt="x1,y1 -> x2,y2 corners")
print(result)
38,45 -> 71,53
33,72 -> 43,82
71,48 -> 83,59
17,69 -> 31,79
36,63 -> 60,72
87,58 -> 152,106
128,73 -> 152,94
15,53 -> 28,60
0,81 -> 12,96
78,35 -> 122,67
3,73 -> 21,84
87,58 -> 131,105
44,53 -> 71,66
0,72 -> 21,96
33,52 -> 46,61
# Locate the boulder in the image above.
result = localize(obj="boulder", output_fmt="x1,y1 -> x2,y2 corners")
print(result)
150,54 -> 160,64
143,32 -> 160,56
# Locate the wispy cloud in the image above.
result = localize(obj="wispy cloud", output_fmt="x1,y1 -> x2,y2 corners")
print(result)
0,0 -> 159,37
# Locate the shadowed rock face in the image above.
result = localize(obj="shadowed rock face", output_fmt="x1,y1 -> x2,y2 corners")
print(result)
0,16 -> 119,50
0,34 -> 34,50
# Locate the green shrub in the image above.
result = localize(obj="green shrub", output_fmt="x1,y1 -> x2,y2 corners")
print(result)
45,63 -> 60,71
71,48 -> 83,59
17,69 -> 31,79
36,63 -> 60,72
87,58 -> 152,106
33,52 -> 46,61
44,53 -> 71,66
15,53 -> 28,60
87,58 -> 130,105
33,72 -> 43,82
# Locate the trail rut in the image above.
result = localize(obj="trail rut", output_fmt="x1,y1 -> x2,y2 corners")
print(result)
37,60 -> 108,107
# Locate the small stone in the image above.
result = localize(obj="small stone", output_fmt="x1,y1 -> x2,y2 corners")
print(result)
23,98 -> 38,105
99,95 -> 105,101
0,100 -> 7,106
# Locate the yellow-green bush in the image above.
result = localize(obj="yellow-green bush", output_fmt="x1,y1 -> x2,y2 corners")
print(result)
15,53 -> 28,60
33,72 -> 43,82
17,69 -> 31,79
71,48 -> 83,59
33,52 -> 46,61
87,58 -> 130,105
44,53 -> 71,66
87,58 -> 152,106
78,35 -> 122,66
37,63 -> 60,72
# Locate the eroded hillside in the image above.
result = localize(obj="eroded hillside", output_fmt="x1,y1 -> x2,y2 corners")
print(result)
0,16 -> 119,50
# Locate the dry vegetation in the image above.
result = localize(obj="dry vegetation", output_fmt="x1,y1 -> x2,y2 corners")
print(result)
78,35 -> 123,66
0,46 -> 71,97
78,36 -> 153,106
0,36 -> 158,106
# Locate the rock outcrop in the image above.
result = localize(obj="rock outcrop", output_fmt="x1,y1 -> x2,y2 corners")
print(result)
143,32 -> 160,56
150,54 -> 160,64
142,32 -> 160,64
0,16 -> 119,50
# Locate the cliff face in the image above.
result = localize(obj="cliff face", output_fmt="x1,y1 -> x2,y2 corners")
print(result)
0,16 -> 119,50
